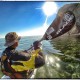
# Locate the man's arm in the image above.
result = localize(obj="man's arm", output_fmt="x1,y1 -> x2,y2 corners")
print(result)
11,51 -> 30,61
35,52 -> 45,68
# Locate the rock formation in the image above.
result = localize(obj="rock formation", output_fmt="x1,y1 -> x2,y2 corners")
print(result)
57,3 -> 80,38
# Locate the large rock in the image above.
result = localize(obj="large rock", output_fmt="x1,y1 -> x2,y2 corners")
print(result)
57,3 -> 80,38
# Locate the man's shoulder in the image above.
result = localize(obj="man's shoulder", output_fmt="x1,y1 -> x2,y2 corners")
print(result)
1,49 -> 7,56
10,50 -> 27,57
2,48 -> 19,56
10,50 -> 21,55
11,49 -> 18,53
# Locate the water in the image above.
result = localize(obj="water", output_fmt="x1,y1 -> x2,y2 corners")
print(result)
0,36 -> 80,78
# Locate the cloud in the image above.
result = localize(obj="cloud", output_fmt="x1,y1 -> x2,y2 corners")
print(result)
18,23 -> 49,36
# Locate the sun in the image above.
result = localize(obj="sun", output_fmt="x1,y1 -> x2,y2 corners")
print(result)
42,2 -> 58,16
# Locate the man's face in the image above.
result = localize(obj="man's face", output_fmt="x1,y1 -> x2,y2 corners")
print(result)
13,41 -> 19,48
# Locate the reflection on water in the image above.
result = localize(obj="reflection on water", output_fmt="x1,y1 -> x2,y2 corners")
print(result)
35,36 -> 80,78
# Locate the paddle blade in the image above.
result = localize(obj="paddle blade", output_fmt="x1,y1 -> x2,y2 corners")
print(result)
41,11 -> 76,40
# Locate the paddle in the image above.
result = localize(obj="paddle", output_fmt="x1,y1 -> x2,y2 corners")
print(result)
40,11 -> 76,41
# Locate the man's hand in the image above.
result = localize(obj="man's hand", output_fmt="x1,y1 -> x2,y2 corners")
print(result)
33,41 -> 42,50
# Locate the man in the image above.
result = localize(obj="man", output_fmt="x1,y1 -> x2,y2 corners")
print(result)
1,32 -> 45,79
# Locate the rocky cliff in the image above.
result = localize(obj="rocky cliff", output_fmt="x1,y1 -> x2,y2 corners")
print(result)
57,3 -> 80,38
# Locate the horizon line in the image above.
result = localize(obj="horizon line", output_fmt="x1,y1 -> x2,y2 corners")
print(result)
0,35 -> 43,39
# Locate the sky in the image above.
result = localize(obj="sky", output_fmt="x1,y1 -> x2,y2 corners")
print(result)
0,1 -> 78,38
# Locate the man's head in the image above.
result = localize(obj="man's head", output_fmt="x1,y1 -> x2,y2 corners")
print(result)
4,32 -> 21,47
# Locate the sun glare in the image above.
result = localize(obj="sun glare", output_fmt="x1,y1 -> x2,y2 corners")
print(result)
42,2 -> 58,16
49,57 -> 55,63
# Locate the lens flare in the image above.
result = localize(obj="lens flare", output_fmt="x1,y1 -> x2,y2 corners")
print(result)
55,57 -> 61,61
56,63 -> 60,68
49,57 -> 55,63
42,2 -> 58,16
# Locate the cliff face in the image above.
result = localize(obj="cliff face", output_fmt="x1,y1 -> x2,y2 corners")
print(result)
57,3 -> 80,37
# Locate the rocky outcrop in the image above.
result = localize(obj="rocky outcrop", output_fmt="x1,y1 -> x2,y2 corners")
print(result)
57,3 -> 80,38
